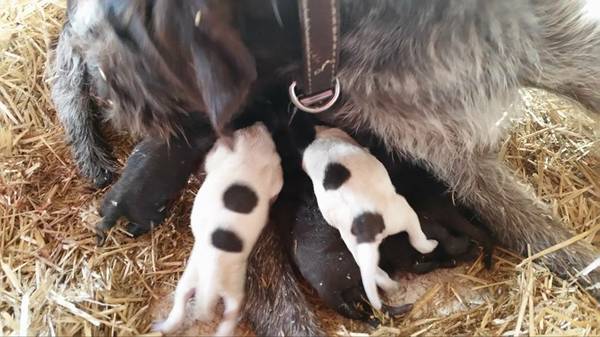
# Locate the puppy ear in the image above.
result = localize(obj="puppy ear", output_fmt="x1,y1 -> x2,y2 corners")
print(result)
191,5 -> 257,134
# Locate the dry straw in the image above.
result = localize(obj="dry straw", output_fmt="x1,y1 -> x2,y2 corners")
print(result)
1,0 -> 598,336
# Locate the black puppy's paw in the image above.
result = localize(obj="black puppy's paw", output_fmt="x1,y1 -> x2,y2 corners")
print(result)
381,302 -> 413,317
96,230 -> 108,246
126,222 -> 150,237
92,168 -> 114,189
439,258 -> 458,269
411,259 -> 441,274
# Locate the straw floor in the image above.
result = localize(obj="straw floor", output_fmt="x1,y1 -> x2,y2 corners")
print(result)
1,1 -> 598,336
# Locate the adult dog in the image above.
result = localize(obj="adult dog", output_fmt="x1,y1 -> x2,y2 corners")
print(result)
50,0 -> 600,335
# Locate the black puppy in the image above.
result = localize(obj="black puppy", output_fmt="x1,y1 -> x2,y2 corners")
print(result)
96,121 -> 215,245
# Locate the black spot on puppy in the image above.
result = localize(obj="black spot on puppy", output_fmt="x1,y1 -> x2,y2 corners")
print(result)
223,183 -> 258,213
323,163 -> 351,190
351,212 -> 385,243
211,229 -> 244,252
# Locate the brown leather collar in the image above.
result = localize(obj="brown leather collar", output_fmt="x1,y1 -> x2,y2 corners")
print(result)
289,0 -> 341,114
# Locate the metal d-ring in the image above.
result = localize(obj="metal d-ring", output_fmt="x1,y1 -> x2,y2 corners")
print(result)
288,78 -> 341,114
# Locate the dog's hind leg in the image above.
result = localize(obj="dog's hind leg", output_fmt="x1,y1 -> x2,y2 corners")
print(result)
426,152 -> 600,299
50,26 -> 116,188
527,0 -> 600,114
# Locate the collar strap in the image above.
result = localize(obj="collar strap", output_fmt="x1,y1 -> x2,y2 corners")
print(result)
289,0 -> 341,114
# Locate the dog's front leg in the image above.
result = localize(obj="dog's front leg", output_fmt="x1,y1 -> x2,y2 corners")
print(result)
427,151 -> 600,299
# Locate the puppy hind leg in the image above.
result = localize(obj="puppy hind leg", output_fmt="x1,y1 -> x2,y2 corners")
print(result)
153,254 -> 200,333
375,267 -> 399,293
401,207 -> 438,254
193,275 -> 220,323
391,197 -> 438,254
355,244 -> 383,310
214,293 -> 243,337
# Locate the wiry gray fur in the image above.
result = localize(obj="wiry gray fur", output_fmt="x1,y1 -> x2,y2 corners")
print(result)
244,222 -> 325,336
49,23 -> 116,187
322,0 -> 600,297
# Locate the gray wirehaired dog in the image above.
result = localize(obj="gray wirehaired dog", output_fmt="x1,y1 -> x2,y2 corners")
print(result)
50,0 -> 600,335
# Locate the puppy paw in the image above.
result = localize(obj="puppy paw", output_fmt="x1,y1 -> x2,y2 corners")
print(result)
375,272 -> 400,293
95,232 -> 107,246
91,167 -> 114,189
152,320 -> 175,335
153,310 -> 186,334
381,302 -> 413,317
125,222 -> 150,238
381,280 -> 400,293
414,239 -> 439,254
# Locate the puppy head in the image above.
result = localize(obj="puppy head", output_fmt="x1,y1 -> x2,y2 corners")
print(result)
98,0 -> 256,138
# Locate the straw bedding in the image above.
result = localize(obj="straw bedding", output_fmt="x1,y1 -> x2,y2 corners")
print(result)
0,1 -> 598,336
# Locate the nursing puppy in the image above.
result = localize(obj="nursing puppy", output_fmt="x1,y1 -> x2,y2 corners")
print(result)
155,123 -> 283,336
278,122 -> 492,322
96,120 -> 215,245
283,190 -> 412,324
300,125 -> 438,310
364,140 -> 497,271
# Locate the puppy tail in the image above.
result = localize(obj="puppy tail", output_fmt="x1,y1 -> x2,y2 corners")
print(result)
356,243 -> 382,310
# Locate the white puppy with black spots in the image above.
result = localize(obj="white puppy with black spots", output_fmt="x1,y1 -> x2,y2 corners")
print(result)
154,122 -> 283,336
302,126 -> 439,311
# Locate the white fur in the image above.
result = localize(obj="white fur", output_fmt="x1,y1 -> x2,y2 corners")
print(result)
582,0 -> 600,22
154,123 -> 283,336
70,0 -> 103,36
302,126 -> 438,310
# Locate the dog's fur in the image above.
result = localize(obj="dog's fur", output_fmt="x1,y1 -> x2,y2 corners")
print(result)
50,0 -> 600,335
50,0 -> 256,186
237,0 -> 600,299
